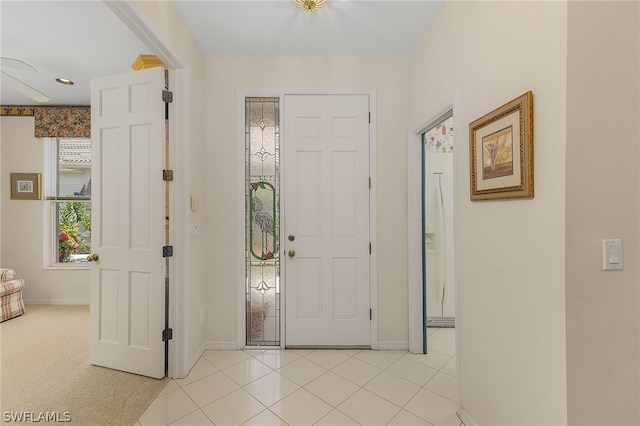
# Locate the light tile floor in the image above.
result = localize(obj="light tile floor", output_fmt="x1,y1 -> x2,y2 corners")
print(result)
136,328 -> 460,426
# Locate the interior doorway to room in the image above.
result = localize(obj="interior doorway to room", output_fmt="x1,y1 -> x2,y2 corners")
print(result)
243,94 -> 373,348
421,110 -> 456,352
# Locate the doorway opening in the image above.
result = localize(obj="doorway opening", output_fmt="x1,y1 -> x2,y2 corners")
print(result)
421,111 -> 455,339
237,89 -> 379,350
407,99 -> 456,354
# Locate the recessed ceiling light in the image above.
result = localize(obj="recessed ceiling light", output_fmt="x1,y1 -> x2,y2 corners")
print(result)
56,78 -> 74,85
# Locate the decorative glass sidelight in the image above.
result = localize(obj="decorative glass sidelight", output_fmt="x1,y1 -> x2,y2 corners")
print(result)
245,97 -> 280,346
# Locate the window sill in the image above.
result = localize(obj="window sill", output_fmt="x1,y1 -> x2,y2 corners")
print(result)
45,265 -> 90,271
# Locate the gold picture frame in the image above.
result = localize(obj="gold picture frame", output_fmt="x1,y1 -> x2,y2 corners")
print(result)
470,91 -> 533,201
10,173 -> 42,200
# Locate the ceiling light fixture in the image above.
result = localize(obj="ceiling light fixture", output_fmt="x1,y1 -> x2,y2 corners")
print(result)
292,0 -> 327,12
56,78 -> 74,85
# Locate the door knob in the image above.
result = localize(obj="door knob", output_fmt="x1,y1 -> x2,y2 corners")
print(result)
288,250 -> 296,258
87,253 -> 99,262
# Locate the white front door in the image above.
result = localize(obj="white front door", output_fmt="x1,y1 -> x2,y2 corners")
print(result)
284,94 -> 371,347
89,67 -> 166,378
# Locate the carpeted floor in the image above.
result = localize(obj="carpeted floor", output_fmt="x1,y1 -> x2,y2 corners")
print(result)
0,304 -> 167,425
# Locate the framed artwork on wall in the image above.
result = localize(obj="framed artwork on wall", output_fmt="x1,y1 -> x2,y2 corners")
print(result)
469,91 -> 533,201
10,173 -> 42,200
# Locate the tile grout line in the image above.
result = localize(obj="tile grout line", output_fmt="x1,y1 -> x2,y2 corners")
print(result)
140,342 -> 457,426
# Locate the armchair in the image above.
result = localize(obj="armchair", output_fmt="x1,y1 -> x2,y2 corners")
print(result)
0,268 -> 25,322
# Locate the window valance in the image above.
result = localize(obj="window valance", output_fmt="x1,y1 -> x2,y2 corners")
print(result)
1,105 -> 91,138
34,106 -> 90,138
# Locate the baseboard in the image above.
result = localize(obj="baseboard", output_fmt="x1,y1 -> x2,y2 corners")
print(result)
179,341 -> 236,378
190,342 -> 207,366
25,299 -> 89,305
204,340 -> 409,351
377,341 -> 409,351
205,341 -> 239,350
457,405 -> 476,426
179,342 -> 208,379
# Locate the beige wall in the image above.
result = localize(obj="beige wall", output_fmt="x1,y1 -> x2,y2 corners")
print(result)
410,1 -> 568,424
0,116 -> 90,302
204,56 -> 411,345
566,2 -> 640,424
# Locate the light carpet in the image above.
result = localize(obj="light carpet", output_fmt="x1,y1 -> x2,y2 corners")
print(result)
0,304 -> 167,425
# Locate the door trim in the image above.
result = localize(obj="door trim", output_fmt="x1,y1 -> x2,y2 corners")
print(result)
407,95 -> 458,354
236,88 -> 378,350
106,1 -> 190,378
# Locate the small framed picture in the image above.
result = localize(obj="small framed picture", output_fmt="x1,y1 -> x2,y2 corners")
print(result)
10,173 -> 42,200
469,91 -> 534,201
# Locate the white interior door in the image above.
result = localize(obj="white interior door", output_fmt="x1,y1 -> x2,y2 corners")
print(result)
89,67 -> 166,378
284,94 -> 371,347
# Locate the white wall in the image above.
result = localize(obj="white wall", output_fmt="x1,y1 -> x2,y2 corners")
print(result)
410,1 -> 568,424
1,117 -> 90,303
566,2 -> 640,424
204,56 -> 411,346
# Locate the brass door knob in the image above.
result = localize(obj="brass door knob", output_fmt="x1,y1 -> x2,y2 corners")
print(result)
288,250 -> 296,258
87,253 -> 99,262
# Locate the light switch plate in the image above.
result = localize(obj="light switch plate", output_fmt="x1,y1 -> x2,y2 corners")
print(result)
603,239 -> 623,271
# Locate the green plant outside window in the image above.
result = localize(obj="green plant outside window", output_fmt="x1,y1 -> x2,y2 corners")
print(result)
57,201 -> 91,263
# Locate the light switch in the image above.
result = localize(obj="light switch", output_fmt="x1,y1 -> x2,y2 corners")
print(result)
603,239 -> 623,271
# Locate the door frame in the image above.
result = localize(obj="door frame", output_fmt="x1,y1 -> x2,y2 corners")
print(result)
407,95 -> 458,354
107,2 -> 190,378
236,88 -> 378,350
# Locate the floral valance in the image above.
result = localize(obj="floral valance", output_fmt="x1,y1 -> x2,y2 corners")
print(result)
34,106 -> 90,138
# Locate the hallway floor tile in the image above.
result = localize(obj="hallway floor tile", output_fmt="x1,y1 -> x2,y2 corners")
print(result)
137,329 -> 461,426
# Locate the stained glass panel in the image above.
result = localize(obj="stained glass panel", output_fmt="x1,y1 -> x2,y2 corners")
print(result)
245,97 -> 280,346
250,182 -> 277,260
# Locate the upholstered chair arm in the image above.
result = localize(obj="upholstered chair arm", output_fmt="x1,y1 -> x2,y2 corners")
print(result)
0,279 -> 25,297
0,269 -> 16,282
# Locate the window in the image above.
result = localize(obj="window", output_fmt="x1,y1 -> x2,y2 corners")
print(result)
245,97 -> 280,346
44,138 -> 92,266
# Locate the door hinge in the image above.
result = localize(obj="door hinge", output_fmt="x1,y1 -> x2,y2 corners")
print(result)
163,170 -> 174,181
368,112 -> 371,123
162,90 -> 173,104
163,246 -> 174,257
370,309 -> 372,320
369,242 -> 372,254
162,328 -> 173,341
369,177 -> 371,189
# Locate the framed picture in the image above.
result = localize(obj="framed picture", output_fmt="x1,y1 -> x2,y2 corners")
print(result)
10,173 -> 42,200
469,91 -> 533,201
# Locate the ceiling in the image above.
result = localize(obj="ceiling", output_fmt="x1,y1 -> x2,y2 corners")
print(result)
0,0 -> 443,106
0,1 -> 150,106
